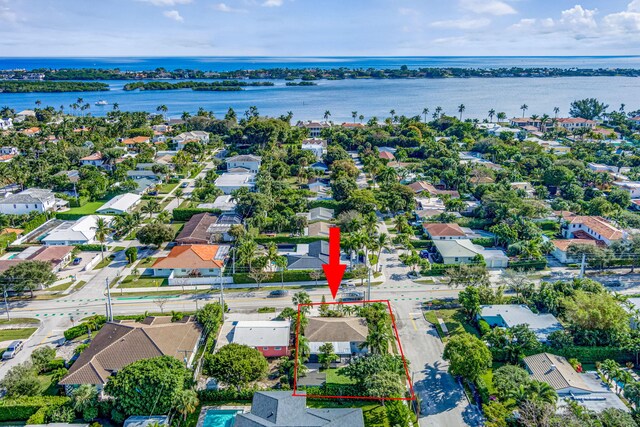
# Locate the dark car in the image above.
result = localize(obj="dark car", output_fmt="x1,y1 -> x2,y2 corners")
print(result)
340,291 -> 365,302
72,257 -> 82,265
180,182 -> 189,188
419,250 -> 430,259
268,289 -> 289,298
148,190 -> 158,196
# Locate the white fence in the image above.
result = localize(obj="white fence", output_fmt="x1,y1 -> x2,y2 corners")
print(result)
167,273 -> 234,286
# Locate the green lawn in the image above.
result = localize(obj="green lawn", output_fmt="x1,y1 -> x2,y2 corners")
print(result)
171,222 -> 185,238
0,318 -> 39,326
111,246 -> 126,252
136,257 -> 158,268
93,255 -> 114,269
308,401 -> 389,427
37,372 -> 59,396
46,280 -> 75,292
326,368 -> 356,385
159,182 -> 179,194
118,275 -> 167,289
65,201 -> 105,216
0,328 -> 37,342
423,308 -> 479,341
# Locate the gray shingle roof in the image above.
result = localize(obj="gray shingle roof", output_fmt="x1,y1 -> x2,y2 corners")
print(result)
523,353 -> 592,392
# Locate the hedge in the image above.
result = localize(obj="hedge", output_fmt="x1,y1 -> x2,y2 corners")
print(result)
25,406 -> 47,424
68,196 -> 89,208
471,237 -> 494,248
55,212 -> 87,221
0,396 -> 70,422
233,270 -> 356,284
0,232 -> 17,254
23,213 -> 48,233
303,383 -> 363,398
409,239 -> 432,249
308,200 -> 340,210
198,388 -> 257,402
74,244 -> 103,251
172,208 -> 222,222
478,319 -> 491,336
508,259 -> 547,270
64,315 -> 106,340
254,236 -> 329,244
538,345 -> 634,364
5,244 -> 30,252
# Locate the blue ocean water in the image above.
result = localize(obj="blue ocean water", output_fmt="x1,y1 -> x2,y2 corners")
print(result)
1,57 -> 639,121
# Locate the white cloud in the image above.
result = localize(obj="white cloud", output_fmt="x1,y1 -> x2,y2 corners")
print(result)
138,0 -> 192,6
628,0 -> 640,12
398,8 -> 419,16
603,11 -> 640,33
559,5 -> 597,30
460,0 -> 516,16
163,10 -> 184,21
431,18 -> 490,30
213,3 -> 247,13
262,0 -> 283,7
0,0 -> 16,23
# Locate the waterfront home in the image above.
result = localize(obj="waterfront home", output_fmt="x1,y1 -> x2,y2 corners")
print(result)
305,317 -> 368,363
432,239 -> 508,268
235,391 -> 364,427
562,215 -> 625,246
296,120 -> 330,138
509,117 -> 542,129
42,215 -> 110,246
59,316 -> 202,390
0,188 -> 60,215
175,213 -> 218,245
423,223 -> 466,240
13,109 -> 36,123
226,154 -> 262,173
231,321 -> 290,358
0,118 -> 12,130
479,305 -> 562,342
612,181 -> 640,198
96,193 -> 142,215
172,131 -> 209,150
151,244 -> 227,278
214,171 -> 256,194
555,117 -> 596,132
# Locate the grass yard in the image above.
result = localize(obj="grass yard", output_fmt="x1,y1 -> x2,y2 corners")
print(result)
46,279 -> 77,293
118,275 -> 167,289
65,201 -> 105,216
308,400 -> 390,427
171,222 -> 185,238
158,182 -> 179,194
0,318 -> 39,326
423,308 -> 479,341
94,255 -> 114,270
0,327 -> 37,342
37,372 -> 59,396
111,246 -> 126,253
136,257 -> 158,268
326,368 -> 356,385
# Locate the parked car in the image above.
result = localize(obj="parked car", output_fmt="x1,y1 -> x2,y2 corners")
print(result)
2,341 -> 23,359
419,250 -> 430,259
268,289 -> 289,298
148,190 -> 158,196
180,182 -> 189,188
340,291 -> 365,302
72,257 -> 82,265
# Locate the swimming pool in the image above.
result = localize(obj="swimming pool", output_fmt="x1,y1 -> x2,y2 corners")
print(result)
202,409 -> 240,427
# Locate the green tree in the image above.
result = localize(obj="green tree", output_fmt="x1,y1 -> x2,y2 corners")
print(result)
125,246 -> 137,264
569,98 -> 608,120
1,260 -> 57,297
458,285 -> 481,321
72,384 -> 99,422
203,343 -> 268,390
318,342 -> 337,369
492,364 -> 531,400
31,346 -> 56,373
93,217 -> 110,261
0,363 -> 41,397
443,333 -> 492,382
363,370 -> 406,400
173,389 -> 199,423
563,290 -> 630,346
104,356 -> 191,418
136,223 -> 174,247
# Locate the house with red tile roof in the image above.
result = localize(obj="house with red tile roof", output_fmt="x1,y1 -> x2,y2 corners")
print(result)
423,223 -> 466,240
550,239 -> 597,264
562,216 -> 625,246
151,244 -> 227,278
379,151 -> 395,161
407,181 -> 460,198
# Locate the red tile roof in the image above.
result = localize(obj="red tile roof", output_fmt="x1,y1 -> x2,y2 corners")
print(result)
152,244 -> 224,269
423,223 -> 466,237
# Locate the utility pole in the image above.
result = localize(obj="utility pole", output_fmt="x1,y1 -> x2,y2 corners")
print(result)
105,277 -> 113,321
2,284 -> 10,320
219,268 -> 225,319
367,267 -> 372,301
579,253 -> 586,278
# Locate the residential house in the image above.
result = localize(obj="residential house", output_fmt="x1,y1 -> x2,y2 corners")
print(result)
54,170 -> 80,184
612,181 -> 640,198
21,127 -> 41,137
0,146 -> 18,156
301,139 -> 326,160
307,207 -> 334,222
196,195 -> 237,213
379,150 -> 395,161
207,214 -> 243,242
432,239 -> 508,268
232,321 -> 290,358
510,117 -> 541,129
305,317 -> 368,363
296,121 -> 330,138
80,152 -> 106,168
9,245 -> 74,274
214,171 -> 256,194
151,244 -> 227,278
0,188 -> 58,215
14,109 -> 36,123
286,241 -> 329,270
510,182 -> 535,197
226,154 -> 262,173
556,117 -> 596,132
423,223 -> 466,240
235,391 -> 364,427
59,316 -> 202,390
562,215 -> 625,246
42,215 -> 110,246
407,181 -> 460,198
124,416 -> 169,427
175,213 -> 218,245
172,131 -> 209,150
308,179 -> 330,195
479,305 -> 563,342
0,118 -> 12,130
309,162 -> 329,173
550,239 -> 597,264
588,163 -> 630,174
121,136 -> 151,153
307,221 -> 330,237
96,193 -> 142,215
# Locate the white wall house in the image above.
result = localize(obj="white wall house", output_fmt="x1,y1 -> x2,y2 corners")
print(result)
612,181 -> 640,199
0,188 -> 56,215
226,155 -> 262,173
173,131 -> 210,150
96,193 -> 142,215
42,215 -> 110,246
563,216 -> 625,246
214,171 -> 256,194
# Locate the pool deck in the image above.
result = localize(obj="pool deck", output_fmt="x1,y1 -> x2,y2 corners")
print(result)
196,405 -> 250,427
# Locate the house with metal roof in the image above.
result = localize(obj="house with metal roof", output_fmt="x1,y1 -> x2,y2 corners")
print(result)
432,239 -> 508,268
96,193 -> 142,215
307,207 -> 334,222
59,316 -> 202,390
197,195 -> 237,213
232,321 -> 290,358
523,353 -> 592,394
479,305 -> 563,342
235,391 -> 364,427
42,215 -> 110,246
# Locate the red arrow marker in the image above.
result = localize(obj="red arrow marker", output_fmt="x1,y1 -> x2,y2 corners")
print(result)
322,227 -> 347,300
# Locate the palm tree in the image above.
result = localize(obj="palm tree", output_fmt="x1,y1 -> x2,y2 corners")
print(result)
497,111 -> 506,122
358,114 -> 364,123
174,188 -> 184,206
351,111 -> 358,123
157,104 -> 168,121
457,104 -> 465,120
422,108 -> 429,123
298,335 -> 311,362
275,256 -> 287,289
71,384 -> 98,414
181,111 -> 191,121
112,102 -> 119,111
435,106 -> 442,118
323,110 -> 331,122
360,323 -> 392,355
238,238 -> 258,270
488,109 -> 496,123
375,233 -> 392,266
141,199 -> 160,219
292,291 -> 312,314
553,106 -> 560,118
389,109 -> 396,121
93,217 -> 110,261
174,389 -> 199,423
525,380 -> 558,404
520,104 -> 529,118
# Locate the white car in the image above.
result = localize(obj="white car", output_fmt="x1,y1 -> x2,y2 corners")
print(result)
2,340 -> 24,359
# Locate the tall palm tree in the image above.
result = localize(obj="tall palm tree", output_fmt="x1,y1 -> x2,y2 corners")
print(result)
298,335 -> 311,362
112,102 -> 119,111
141,199 -> 160,219
93,217 -> 110,261
292,291 -> 312,315
497,111 -> 506,122
351,111 -> 358,123
375,233 -> 392,266
358,114 -> 364,123
553,106 -> 560,118
174,188 -> 184,206
525,380 -> 558,404
157,104 -> 168,121
174,389 -> 199,423
422,108 -> 429,123
457,104 -> 465,120
488,109 -> 496,123
360,323 -> 392,355
435,106 -> 442,118
323,110 -> 331,122
520,104 -> 529,118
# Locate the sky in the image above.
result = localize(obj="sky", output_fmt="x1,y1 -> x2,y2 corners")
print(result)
0,0 -> 639,56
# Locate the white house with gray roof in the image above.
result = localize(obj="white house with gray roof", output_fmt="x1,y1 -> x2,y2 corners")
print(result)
226,154 -> 262,173
96,193 -> 142,215
42,215 -> 110,246
0,188 -> 57,215
432,239 -> 508,268
478,304 -> 563,342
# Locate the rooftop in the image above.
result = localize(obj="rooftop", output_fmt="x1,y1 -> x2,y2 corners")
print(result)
305,317 -> 368,343
152,244 -> 225,269
480,304 -> 563,341
232,321 -> 290,347
96,193 -> 141,213
568,216 -> 624,241
523,353 -> 591,392
175,213 -> 218,244
423,222 -> 465,237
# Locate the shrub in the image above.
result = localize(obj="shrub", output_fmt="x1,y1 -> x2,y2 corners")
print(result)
46,359 -> 65,372
25,406 -> 47,424
257,307 -> 276,313
55,212 -> 87,221
471,237 -> 494,248
75,343 -> 90,355
475,377 -> 491,404
478,319 -> 491,336
254,236 -> 329,244
22,214 -> 48,234
45,403 -> 75,423
527,345 -> 633,364
0,396 -> 70,422
308,200 -> 340,210
63,315 -> 106,340
385,400 -> 413,426
74,244 -> 103,251
198,388 -> 257,402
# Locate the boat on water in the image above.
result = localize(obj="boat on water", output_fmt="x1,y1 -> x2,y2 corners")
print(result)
95,100 -> 108,106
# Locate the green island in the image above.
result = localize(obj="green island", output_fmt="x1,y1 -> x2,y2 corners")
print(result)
122,80 -> 275,91
0,81 -> 109,93
285,81 -> 318,86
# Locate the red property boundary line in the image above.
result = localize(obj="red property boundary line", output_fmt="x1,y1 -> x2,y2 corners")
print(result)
292,299 -> 416,401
